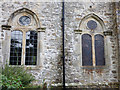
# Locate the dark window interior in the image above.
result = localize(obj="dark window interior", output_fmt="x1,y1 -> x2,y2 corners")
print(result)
25,31 -> 37,65
10,31 -> 23,65
95,34 -> 105,66
82,34 -> 93,66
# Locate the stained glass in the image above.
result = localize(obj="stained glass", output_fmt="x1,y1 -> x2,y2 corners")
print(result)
82,34 -> 93,66
95,34 -> 105,66
87,20 -> 97,30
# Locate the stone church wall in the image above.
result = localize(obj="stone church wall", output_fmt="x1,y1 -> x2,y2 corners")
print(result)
0,1 -> 119,88
64,2 -> 119,87
1,2 -> 63,84
116,1 -> 120,83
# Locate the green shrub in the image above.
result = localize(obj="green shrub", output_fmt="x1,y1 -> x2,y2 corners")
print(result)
24,84 -> 42,88
1,65 -> 35,88
1,74 -> 23,89
0,74 -> 3,87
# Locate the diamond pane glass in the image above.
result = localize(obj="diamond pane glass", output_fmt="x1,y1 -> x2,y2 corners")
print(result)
95,34 -> 105,66
82,34 -> 93,66
25,31 -> 37,65
10,31 -> 23,65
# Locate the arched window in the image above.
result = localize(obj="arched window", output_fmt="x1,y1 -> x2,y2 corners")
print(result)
81,34 -> 105,66
6,8 -> 45,67
82,34 -> 92,66
25,31 -> 38,65
10,30 -> 38,65
77,13 -> 106,67
95,34 -> 105,66
10,31 -> 23,65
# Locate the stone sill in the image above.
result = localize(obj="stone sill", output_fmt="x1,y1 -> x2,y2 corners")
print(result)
8,65 -> 42,70
25,66 -> 42,70
81,66 -> 107,69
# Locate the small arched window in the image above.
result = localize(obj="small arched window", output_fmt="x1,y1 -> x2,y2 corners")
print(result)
8,8 -> 41,66
95,34 -> 105,66
2,8 -> 45,68
79,14 -> 106,66
10,30 -> 38,65
10,31 -> 23,65
82,34 -> 105,66
82,34 -> 92,66
25,31 -> 38,65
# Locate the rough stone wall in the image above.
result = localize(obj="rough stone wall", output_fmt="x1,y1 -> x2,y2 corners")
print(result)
0,1 -> 119,87
65,2 -> 119,86
1,2 -> 63,84
116,1 -> 120,83
0,2 -> 2,67
0,2 -> 3,70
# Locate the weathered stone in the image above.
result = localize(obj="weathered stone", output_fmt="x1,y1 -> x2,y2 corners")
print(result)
0,1 -> 119,88
112,70 -> 117,73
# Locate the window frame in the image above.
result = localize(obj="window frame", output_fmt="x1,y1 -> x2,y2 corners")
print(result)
94,34 -> 105,66
25,31 -> 38,65
80,32 -> 106,67
9,30 -> 23,65
9,29 -> 39,67
82,34 -> 93,66
6,27 -> 46,70
2,8 -> 46,69
75,14 -> 112,69
5,26 -> 46,70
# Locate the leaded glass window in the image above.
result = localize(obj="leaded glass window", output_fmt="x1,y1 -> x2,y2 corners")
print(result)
8,10 -> 41,66
95,34 -> 105,66
82,34 -> 105,66
82,34 -> 93,66
25,31 -> 37,65
10,31 -> 23,65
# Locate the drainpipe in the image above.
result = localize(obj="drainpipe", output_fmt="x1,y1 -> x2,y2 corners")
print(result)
62,0 -> 65,89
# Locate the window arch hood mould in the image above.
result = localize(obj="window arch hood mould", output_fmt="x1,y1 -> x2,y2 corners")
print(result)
79,13 -> 106,32
7,8 -> 41,30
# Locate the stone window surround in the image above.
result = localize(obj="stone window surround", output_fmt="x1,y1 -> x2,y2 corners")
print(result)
1,8 -> 46,69
2,26 -> 45,69
74,30 -> 113,69
74,13 -> 113,69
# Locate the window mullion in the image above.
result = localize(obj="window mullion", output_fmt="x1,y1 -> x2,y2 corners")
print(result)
92,35 -> 96,66
21,31 -> 26,65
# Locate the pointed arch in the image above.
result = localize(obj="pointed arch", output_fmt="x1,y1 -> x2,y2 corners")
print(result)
25,31 -> 38,65
7,8 -> 40,28
79,13 -> 105,31
82,34 -> 93,66
94,34 -> 105,66
10,30 -> 23,65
